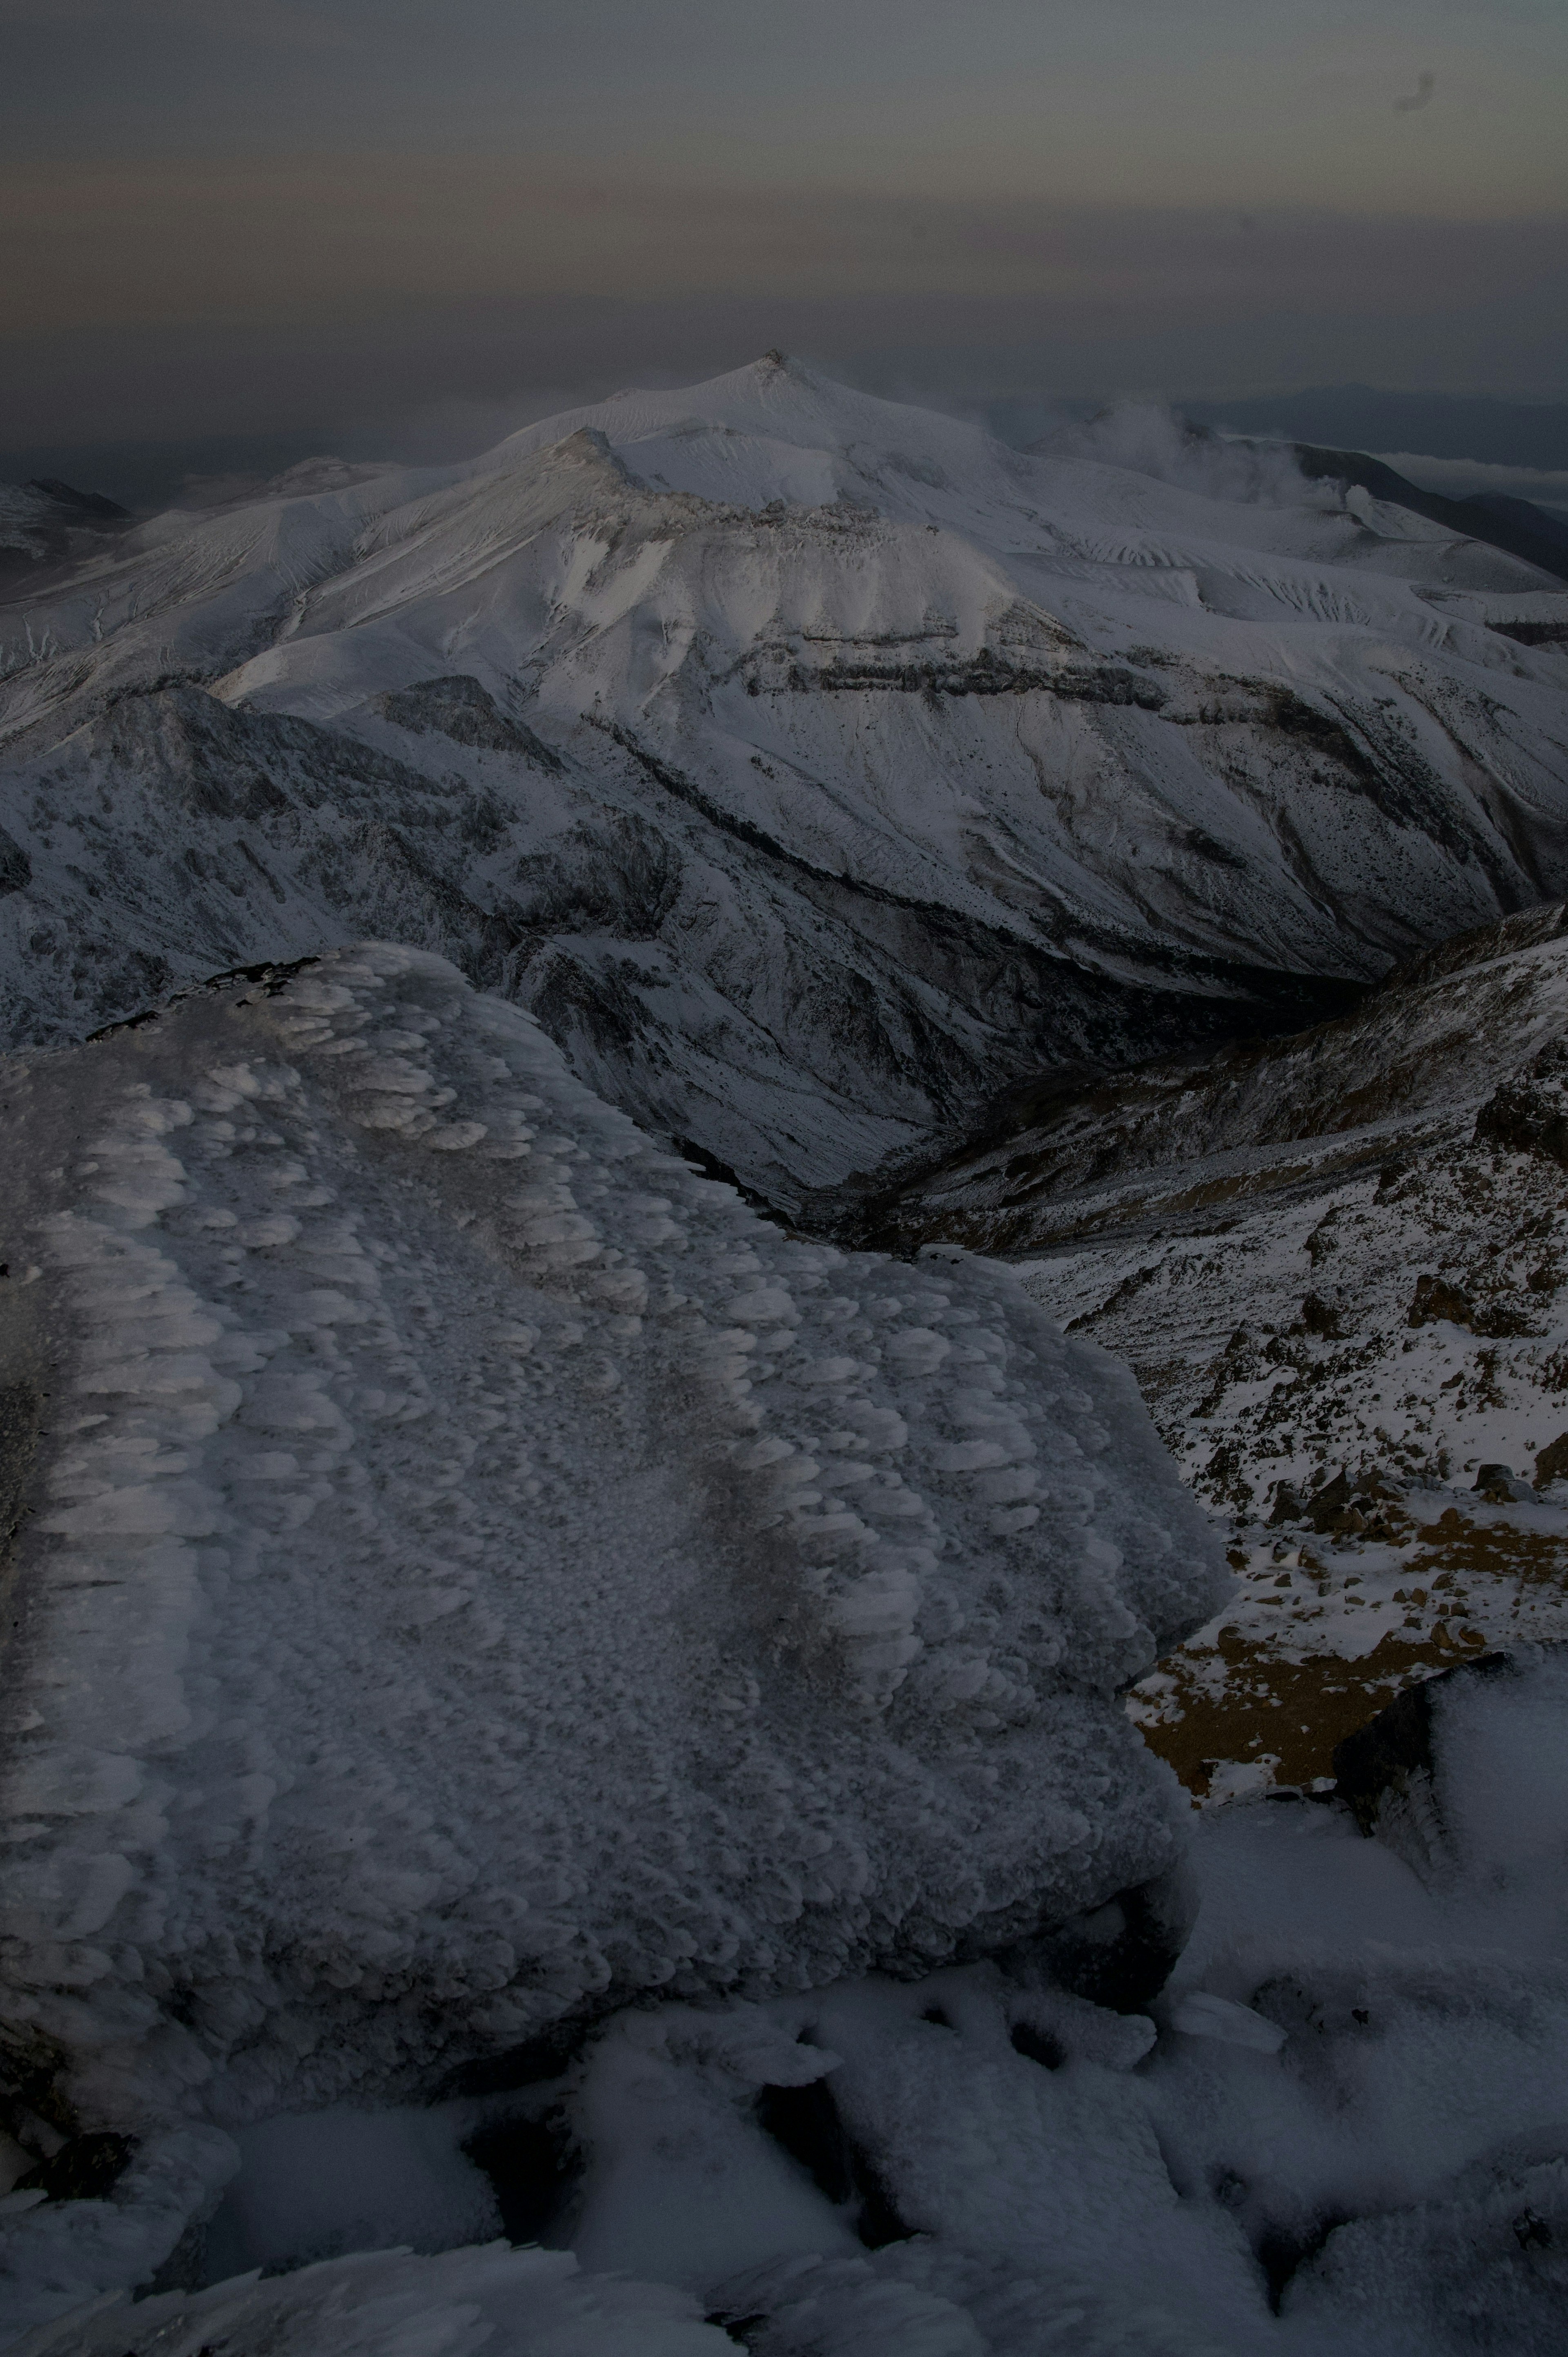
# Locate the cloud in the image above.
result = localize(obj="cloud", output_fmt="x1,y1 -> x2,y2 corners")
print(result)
7,161 -> 1566,350
1032,401 -> 1316,505
3,169 -> 1566,451
1373,450 -> 1568,507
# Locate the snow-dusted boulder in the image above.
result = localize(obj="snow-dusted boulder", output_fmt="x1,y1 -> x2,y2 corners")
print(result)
0,945 -> 1223,2156
1333,1645 -> 1568,1898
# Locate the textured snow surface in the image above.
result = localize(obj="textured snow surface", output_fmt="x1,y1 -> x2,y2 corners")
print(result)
14,1653 -> 1568,2357
0,947 -> 1222,2174
4,356 -> 1567,1202
7,2245 -> 733,2357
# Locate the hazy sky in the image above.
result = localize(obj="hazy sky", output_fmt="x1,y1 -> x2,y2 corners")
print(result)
5,0 -> 1567,455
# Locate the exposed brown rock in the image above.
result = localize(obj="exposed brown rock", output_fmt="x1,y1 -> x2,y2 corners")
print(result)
1475,1037 -> 1568,1165
1535,1432 -> 1568,1489
1269,1480 -> 1304,1525
1409,1273 -> 1474,1329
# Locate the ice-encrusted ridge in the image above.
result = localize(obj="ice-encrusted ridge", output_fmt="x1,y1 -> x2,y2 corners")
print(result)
0,944 -> 1225,2144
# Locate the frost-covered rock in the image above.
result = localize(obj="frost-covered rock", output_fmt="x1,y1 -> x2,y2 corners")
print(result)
549,1658 -> 1568,2356
0,2132 -> 239,2345
14,1632 -> 1568,2352
1332,1645 -> 1568,1900
1282,2150 -> 1568,2356
0,945 -> 1222,2169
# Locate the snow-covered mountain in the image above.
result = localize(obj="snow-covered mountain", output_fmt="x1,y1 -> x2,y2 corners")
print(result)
0,480 -> 134,599
7,362 -> 1568,2357
4,355 -> 1567,1209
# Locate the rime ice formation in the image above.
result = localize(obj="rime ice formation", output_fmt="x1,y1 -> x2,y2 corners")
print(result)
3,357 -> 1567,1205
7,2245 -> 735,2357
15,1652 -> 1568,2357
0,946 -> 1224,2183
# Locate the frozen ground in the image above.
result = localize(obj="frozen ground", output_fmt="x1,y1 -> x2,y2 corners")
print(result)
3,953 -> 1567,2355
9,1648 -> 1568,2356
3,360 -> 1568,2349
868,903 -> 1568,1792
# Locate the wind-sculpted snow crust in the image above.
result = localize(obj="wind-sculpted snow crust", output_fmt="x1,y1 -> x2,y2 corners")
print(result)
8,2245 -> 736,2357
18,1652 -> 1568,2355
0,946 -> 1224,2161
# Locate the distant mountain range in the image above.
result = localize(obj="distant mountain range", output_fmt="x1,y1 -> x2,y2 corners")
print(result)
0,476 -> 134,593
6,381 -> 1566,525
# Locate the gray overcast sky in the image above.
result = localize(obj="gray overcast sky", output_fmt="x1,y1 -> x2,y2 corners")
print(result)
4,0 -> 1567,454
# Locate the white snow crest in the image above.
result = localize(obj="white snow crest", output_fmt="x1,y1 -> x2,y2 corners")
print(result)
5,356 -> 1567,1212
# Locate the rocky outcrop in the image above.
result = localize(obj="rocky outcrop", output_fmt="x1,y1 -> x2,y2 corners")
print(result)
0,947 -> 1224,2173
1476,1036 -> 1568,1164
378,676 -> 564,769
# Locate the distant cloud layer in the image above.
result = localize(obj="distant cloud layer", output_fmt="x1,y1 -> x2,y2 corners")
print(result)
1374,453 -> 1568,511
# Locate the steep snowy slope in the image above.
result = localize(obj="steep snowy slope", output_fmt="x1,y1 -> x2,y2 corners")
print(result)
0,943 -> 1223,2279
3,358 -> 1567,1205
0,482 -> 134,600
861,900 -> 1568,1498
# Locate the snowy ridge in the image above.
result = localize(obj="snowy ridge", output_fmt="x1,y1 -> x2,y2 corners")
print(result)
855,903 -> 1568,1795
0,946 -> 1222,2165
866,899 -> 1568,1248
3,357 -> 1567,1201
